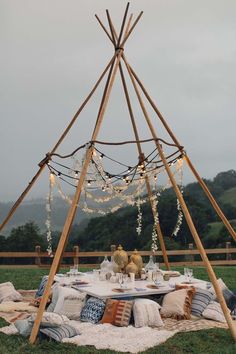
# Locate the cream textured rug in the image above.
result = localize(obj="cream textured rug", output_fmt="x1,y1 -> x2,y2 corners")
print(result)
0,317 -> 230,353
61,319 -> 228,353
0,290 -> 231,353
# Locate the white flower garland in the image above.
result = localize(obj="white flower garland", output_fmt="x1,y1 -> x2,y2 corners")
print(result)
45,173 -> 55,256
172,158 -> 184,237
151,195 -> 159,252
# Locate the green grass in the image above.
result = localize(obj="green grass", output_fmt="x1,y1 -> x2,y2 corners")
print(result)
0,267 -> 236,354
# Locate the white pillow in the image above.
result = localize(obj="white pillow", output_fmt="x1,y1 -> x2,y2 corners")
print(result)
58,293 -> 86,320
202,301 -> 230,323
133,298 -> 163,328
53,286 -> 81,314
0,282 -> 22,303
29,311 -> 70,327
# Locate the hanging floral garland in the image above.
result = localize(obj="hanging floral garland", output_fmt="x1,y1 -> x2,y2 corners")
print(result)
45,172 -> 55,256
172,158 -> 184,237
151,195 -> 159,252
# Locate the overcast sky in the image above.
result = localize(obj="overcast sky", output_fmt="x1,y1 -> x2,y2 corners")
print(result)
0,0 -> 236,202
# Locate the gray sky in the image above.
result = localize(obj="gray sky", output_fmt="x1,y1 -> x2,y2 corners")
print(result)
0,0 -> 236,201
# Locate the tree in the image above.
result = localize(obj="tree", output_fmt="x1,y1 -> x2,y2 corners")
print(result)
6,221 -> 46,252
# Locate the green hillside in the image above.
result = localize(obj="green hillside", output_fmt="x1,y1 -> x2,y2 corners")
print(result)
1,170 -> 236,252
219,186 -> 236,206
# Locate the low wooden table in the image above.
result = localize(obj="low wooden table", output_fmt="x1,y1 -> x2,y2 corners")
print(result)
55,273 -> 208,300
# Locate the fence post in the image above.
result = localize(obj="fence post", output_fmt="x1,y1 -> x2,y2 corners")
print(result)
110,245 -> 116,253
226,241 -> 232,261
35,245 -> 41,267
188,243 -> 194,264
73,245 -> 80,267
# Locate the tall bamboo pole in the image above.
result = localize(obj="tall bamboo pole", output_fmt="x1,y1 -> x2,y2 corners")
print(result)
107,11 -> 170,269
119,62 -> 170,269
128,64 -> 236,242
123,55 -> 236,341
56,55 -> 117,274
0,54 -> 116,233
29,50 -> 124,344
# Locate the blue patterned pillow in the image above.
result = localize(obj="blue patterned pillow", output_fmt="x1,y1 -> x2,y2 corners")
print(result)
80,296 -> 105,323
40,324 -> 80,342
35,276 -> 48,298
191,288 -> 214,317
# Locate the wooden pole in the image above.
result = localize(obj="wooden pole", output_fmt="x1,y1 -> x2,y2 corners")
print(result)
127,63 -> 236,243
29,50 -> 124,344
123,55 -> 236,341
108,14 -> 170,270
118,62 -> 170,269
0,54 -> 116,233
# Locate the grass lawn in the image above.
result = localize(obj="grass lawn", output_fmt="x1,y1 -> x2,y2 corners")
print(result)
0,266 -> 235,354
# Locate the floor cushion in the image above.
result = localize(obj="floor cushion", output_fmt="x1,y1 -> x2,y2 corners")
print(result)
202,301 -> 230,323
58,293 -> 86,320
100,298 -> 133,327
40,324 -> 80,342
28,312 -> 70,327
0,282 -> 22,303
52,286 -> 80,314
133,298 -> 163,328
14,319 -> 33,337
35,276 -> 49,298
160,288 -> 195,320
191,288 -> 214,317
80,297 -> 105,324
208,278 -> 236,310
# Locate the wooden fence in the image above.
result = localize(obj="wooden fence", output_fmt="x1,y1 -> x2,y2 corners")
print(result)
0,242 -> 235,268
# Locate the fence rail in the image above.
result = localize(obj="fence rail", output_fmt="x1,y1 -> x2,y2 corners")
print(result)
0,242 -> 235,268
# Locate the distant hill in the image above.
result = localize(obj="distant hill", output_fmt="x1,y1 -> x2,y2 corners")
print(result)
1,170 -> 236,250
0,197 -> 92,235
69,169 -> 236,251
219,186 -> 236,206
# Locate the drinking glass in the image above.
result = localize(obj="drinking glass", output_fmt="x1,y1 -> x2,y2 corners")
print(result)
123,274 -> 128,289
184,268 -> 189,282
152,271 -> 158,284
188,269 -> 193,283
118,273 -> 124,288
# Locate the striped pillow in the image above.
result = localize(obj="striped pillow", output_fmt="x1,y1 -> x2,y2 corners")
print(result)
40,324 -> 80,342
191,288 -> 213,317
100,299 -> 133,326
202,301 -> 229,323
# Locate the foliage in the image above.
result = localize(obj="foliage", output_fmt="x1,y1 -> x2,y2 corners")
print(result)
6,222 -> 46,252
1,170 -> 236,255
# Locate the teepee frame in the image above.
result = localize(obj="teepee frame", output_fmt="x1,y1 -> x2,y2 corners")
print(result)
0,3 -> 235,343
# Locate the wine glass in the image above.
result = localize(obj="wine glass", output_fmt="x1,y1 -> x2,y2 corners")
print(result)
118,273 -> 124,288
123,274 -> 128,289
